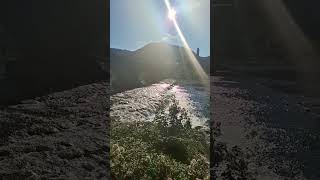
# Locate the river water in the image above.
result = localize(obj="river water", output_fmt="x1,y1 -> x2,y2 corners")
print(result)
110,80 -> 210,127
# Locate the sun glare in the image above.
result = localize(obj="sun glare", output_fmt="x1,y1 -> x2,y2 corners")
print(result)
168,8 -> 176,21
164,0 -> 209,86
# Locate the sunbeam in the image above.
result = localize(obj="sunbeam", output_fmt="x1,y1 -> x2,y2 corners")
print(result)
168,8 -> 176,21
164,0 -> 209,86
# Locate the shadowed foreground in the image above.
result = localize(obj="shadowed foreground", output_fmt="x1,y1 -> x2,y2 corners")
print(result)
212,76 -> 320,179
0,82 -> 109,179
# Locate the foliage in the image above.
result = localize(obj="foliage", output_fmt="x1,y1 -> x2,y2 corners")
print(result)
111,99 -> 210,180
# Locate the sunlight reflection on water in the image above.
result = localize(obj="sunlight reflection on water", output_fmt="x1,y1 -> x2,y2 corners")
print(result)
170,85 -> 210,127
111,81 -> 209,127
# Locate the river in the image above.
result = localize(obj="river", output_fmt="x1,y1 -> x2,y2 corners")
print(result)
110,80 -> 210,127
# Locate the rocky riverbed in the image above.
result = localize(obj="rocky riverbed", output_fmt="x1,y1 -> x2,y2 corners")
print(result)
0,82 -> 109,179
1,75 -> 320,179
212,76 -> 320,179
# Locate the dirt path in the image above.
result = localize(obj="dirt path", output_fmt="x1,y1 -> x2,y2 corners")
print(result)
0,82 -> 109,179
212,76 -> 320,179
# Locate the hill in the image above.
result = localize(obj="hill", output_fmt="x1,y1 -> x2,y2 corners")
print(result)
110,42 -> 210,92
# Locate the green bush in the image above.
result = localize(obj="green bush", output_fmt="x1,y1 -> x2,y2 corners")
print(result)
111,100 -> 210,179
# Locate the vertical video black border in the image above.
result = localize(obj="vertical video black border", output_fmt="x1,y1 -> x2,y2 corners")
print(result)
210,0 -> 214,179
106,0 -> 111,176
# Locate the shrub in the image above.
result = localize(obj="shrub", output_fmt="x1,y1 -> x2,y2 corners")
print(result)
111,100 -> 210,179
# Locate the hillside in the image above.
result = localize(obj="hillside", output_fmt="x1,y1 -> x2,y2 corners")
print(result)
111,42 -> 210,92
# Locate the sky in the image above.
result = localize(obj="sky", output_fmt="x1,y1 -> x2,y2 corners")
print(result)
110,0 -> 210,57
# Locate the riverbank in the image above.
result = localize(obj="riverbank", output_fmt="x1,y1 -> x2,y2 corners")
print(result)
212,75 -> 320,179
110,80 -> 210,179
0,82 -> 109,179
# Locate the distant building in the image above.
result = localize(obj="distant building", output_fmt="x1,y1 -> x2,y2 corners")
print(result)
197,48 -> 200,56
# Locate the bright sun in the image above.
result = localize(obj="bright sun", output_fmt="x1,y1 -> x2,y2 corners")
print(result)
168,8 -> 176,21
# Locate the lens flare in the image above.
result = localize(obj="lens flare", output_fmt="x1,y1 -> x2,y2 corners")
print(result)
164,0 -> 209,85
168,8 -> 176,21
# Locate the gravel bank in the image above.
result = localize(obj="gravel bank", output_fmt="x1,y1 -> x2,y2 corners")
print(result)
0,82 -> 109,179
212,76 -> 320,179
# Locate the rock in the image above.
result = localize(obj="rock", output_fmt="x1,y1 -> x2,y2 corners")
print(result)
0,148 -> 10,156
59,141 -> 73,147
49,127 -> 60,134
21,100 -> 40,104
58,149 -> 83,160
28,126 -> 59,136
0,82 -> 109,178
26,171 -> 39,179
78,98 -> 90,103
82,162 -> 95,171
